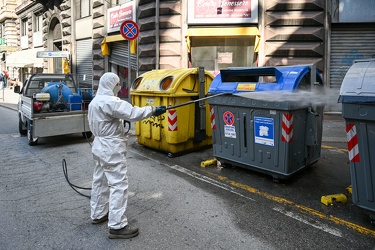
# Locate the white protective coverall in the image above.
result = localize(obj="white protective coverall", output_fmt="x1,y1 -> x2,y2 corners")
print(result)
88,72 -> 155,229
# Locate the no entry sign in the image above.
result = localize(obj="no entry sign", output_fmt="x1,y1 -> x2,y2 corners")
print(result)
120,20 -> 139,40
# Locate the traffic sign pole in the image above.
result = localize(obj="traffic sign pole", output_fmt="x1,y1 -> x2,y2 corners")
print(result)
120,20 -> 139,94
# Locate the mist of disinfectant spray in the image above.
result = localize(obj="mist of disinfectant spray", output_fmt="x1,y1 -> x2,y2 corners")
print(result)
233,88 -> 341,108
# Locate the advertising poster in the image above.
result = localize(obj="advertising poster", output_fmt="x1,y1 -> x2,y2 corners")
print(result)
188,0 -> 258,24
107,2 -> 135,33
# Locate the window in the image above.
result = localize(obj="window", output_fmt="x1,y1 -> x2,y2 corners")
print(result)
75,0 -> 91,19
34,13 -> 43,32
21,19 -> 27,36
0,23 -> 5,45
190,37 -> 257,73
0,23 -> 3,39
25,75 -> 76,97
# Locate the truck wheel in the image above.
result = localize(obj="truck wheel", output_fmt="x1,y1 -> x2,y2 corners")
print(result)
82,131 -> 92,139
19,118 -> 27,136
27,124 -> 38,146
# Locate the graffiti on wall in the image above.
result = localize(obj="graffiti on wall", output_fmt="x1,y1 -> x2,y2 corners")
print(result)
341,50 -> 364,65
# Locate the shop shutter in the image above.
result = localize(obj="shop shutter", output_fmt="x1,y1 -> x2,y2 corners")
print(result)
330,26 -> 375,88
109,41 -> 137,70
77,39 -> 93,88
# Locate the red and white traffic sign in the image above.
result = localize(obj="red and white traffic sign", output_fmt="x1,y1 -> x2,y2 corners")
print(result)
120,20 -> 139,40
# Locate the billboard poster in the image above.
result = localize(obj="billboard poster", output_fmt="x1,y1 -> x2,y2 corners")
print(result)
107,2 -> 136,33
188,0 -> 258,24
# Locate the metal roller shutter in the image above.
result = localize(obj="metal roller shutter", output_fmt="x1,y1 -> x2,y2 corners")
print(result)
330,26 -> 375,88
77,39 -> 93,88
109,41 -> 137,70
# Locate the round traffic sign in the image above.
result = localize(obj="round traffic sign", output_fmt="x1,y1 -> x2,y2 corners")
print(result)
120,20 -> 139,40
223,111 -> 235,126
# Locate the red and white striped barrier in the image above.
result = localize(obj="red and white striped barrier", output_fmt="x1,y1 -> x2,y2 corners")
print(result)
210,106 -> 216,130
281,113 -> 293,142
168,110 -> 178,131
346,123 -> 360,162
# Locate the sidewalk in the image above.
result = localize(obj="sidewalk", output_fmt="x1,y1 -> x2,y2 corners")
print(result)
0,86 -> 19,111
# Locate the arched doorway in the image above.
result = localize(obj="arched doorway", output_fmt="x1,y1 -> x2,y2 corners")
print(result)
48,17 -> 62,73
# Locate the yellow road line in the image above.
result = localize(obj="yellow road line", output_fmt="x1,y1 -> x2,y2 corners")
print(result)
211,173 -> 375,237
322,145 -> 348,153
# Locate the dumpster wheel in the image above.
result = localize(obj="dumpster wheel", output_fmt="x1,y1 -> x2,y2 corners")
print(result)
272,176 -> 281,183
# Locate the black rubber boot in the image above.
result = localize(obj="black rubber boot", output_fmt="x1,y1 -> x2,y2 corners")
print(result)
91,214 -> 108,224
108,225 -> 139,239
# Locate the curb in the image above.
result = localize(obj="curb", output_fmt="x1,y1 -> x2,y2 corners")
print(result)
0,103 -> 18,111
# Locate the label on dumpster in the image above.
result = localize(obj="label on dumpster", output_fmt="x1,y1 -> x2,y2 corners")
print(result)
223,111 -> 236,138
224,125 -> 236,138
237,83 -> 256,91
254,116 -> 274,146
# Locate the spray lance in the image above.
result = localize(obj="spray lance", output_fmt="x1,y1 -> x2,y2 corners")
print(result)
62,92 -> 231,198
165,92 -> 231,110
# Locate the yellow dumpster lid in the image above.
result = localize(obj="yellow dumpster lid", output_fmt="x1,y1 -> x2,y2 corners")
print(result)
131,68 -> 214,94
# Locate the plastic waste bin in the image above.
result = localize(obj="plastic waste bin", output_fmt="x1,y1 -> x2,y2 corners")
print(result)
207,64 -> 324,181
338,59 -> 375,215
130,67 -> 214,156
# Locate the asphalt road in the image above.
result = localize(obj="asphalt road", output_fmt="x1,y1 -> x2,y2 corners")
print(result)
1,105 -> 375,249
0,107 -> 18,134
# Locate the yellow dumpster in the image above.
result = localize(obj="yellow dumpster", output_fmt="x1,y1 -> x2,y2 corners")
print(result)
130,67 -> 214,156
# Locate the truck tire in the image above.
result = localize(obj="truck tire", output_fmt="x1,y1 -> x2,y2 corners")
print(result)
27,123 -> 38,146
19,118 -> 27,136
82,131 -> 92,139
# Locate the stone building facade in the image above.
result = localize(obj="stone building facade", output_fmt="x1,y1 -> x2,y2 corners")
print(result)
1,0 -> 375,110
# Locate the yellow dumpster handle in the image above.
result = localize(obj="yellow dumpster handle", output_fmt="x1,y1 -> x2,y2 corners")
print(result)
166,92 -> 231,110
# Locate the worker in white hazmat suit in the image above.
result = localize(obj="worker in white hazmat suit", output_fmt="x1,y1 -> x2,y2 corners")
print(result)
88,72 -> 166,239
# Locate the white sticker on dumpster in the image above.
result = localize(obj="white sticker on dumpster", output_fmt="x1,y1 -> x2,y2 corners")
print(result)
224,125 -> 236,138
254,116 -> 274,146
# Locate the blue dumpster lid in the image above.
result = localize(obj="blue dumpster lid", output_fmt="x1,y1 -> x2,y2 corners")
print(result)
338,59 -> 375,104
208,65 -> 322,94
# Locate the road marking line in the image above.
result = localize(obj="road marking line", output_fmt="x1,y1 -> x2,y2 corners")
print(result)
208,173 -> 375,237
322,145 -> 348,152
130,148 -> 254,201
170,164 -> 255,201
131,148 -> 375,238
273,206 -> 343,237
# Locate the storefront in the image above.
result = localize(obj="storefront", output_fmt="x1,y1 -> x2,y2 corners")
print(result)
102,2 -> 136,101
187,27 -> 260,75
329,25 -> 375,88
187,1 -> 259,75
327,0 -> 375,111
102,34 -> 137,101
6,48 -> 44,83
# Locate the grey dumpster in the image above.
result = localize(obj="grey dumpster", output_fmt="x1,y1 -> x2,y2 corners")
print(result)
338,59 -> 375,215
207,65 -> 324,181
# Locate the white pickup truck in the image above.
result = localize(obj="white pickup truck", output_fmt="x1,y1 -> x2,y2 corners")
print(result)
14,73 -> 93,145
